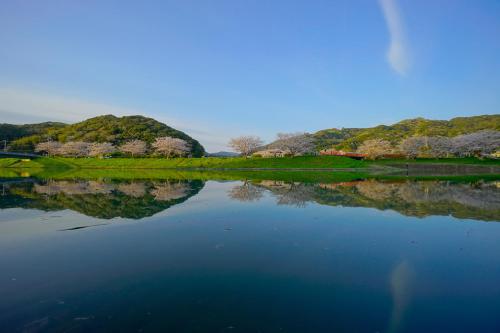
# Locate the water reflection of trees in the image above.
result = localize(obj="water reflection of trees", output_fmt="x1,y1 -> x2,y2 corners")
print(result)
35,181 -> 115,196
351,180 -> 500,215
117,182 -> 147,198
228,181 -> 264,202
151,182 -> 190,201
2,179 -> 204,219
230,179 -> 500,221
227,180 -> 316,207
260,181 -> 315,207
3,178 -> 499,221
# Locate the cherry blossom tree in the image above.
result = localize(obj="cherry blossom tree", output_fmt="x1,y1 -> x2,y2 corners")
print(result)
271,132 -> 316,156
88,142 -> 116,158
427,136 -> 454,158
228,136 -> 263,157
34,141 -> 62,156
356,139 -> 393,159
452,130 -> 500,157
58,142 -> 91,157
398,136 -> 427,158
152,137 -> 191,157
398,136 -> 453,158
119,140 -> 148,157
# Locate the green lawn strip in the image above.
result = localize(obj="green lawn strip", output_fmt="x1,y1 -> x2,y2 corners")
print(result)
17,169 -> 371,183
376,173 -> 500,182
2,166 -> 498,183
0,169 -> 23,178
0,157 -> 77,169
7,160 -> 46,169
0,158 -> 21,168
373,157 -> 500,166
39,156 -> 367,170
1,155 -> 498,171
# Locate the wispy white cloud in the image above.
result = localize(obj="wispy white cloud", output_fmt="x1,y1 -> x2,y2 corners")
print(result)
0,86 -> 234,152
379,0 -> 410,75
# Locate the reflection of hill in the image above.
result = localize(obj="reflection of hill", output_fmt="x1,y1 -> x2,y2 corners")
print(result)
1,179 -> 204,219
251,180 -> 500,222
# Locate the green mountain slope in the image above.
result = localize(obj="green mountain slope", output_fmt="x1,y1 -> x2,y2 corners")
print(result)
0,122 -> 66,141
3,115 -> 205,157
314,114 -> 500,151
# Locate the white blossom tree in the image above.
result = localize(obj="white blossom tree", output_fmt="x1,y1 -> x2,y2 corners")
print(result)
452,130 -> 500,157
152,137 -> 191,157
119,140 -> 148,157
58,142 -> 91,157
356,139 -> 393,160
427,136 -> 454,158
228,136 -> 263,157
88,142 -> 116,158
271,132 -> 316,156
398,136 -> 427,158
34,141 -> 62,156
399,136 -> 455,158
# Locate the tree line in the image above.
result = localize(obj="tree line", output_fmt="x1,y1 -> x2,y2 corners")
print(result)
34,129 -> 500,159
228,130 -> 500,159
357,130 -> 500,159
35,137 -> 192,158
228,132 -> 316,157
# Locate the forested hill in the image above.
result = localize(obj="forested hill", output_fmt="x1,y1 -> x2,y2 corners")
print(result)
0,122 -> 66,142
314,114 -> 500,151
2,115 -> 205,157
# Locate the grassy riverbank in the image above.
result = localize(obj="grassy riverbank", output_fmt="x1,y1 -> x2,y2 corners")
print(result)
0,155 -> 498,171
2,166 -> 500,184
0,156 -> 368,170
1,155 -> 499,182
375,157 -> 500,166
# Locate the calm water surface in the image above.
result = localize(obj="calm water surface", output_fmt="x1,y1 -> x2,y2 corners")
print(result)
1,176 -> 500,332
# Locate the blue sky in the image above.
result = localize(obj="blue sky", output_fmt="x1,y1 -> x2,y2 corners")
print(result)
1,0 -> 499,151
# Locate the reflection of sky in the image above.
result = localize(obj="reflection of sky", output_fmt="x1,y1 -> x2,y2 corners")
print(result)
0,209 -> 110,242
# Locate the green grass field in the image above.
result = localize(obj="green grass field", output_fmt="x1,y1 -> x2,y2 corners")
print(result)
376,157 -> 500,165
1,164 -> 499,183
0,157 -> 77,169
0,156 -> 498,173
0,156 -> 368,170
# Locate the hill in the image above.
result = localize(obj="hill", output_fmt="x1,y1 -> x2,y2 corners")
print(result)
3,115 -> 205,157
0,122 -> 66,142
207,151 -> 240,157
313,114 -> 500,151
